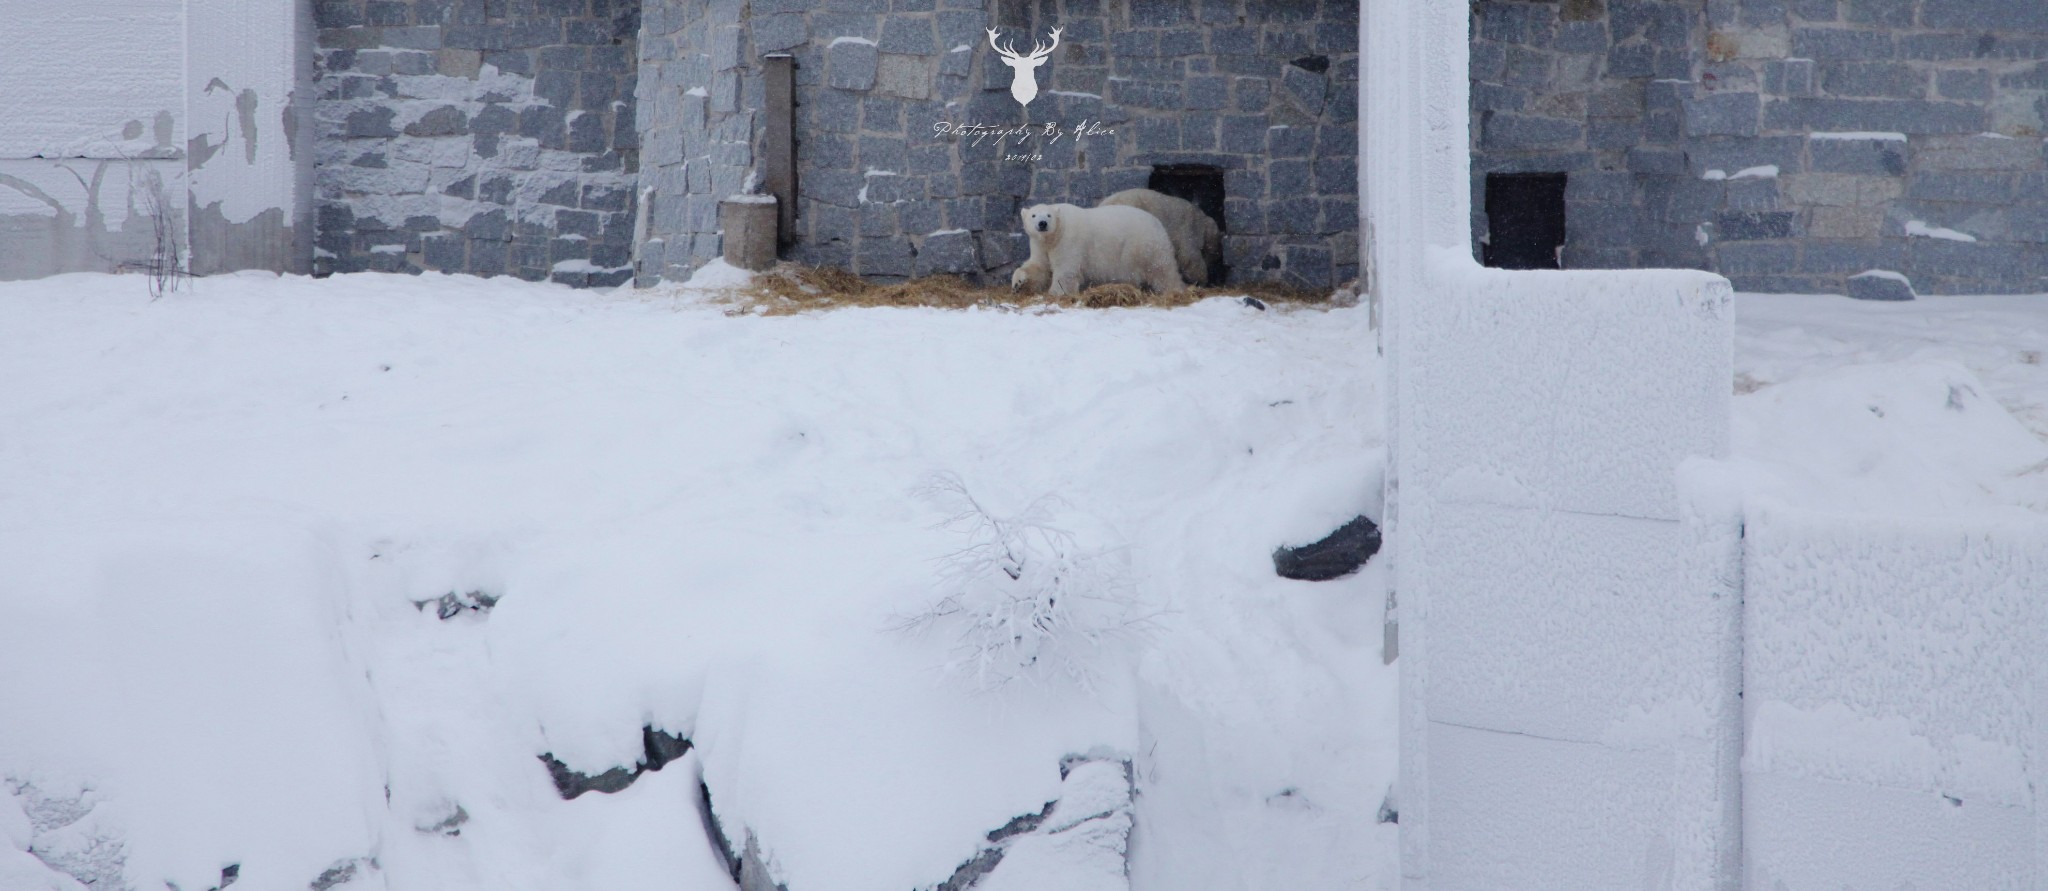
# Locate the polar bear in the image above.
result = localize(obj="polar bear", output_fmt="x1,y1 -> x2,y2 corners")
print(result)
1099,188 -> 1223,286
1009,203 -> 1185,297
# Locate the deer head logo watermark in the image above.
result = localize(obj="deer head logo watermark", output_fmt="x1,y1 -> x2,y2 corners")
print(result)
986,26 -> 1063,107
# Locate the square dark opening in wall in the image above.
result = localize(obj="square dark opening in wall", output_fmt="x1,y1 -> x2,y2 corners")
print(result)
1148,164 -> 1228,284
1483,172 -> 1567,270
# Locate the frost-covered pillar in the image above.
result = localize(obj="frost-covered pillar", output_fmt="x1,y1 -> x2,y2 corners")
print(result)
185,0 -> 316,275
1370,0 -> 1742,888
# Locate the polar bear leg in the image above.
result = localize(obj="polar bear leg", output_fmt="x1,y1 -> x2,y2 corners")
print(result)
1049,260 -> 1085,297
1011,255 -> 1051,292
1144,252 -> 1186,294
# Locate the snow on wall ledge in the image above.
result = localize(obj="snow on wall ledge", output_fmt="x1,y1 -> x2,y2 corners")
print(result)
1393,259 -> 1740,891
1743,505 -> 2048,889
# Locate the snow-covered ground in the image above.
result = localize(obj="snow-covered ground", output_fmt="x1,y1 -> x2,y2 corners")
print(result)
0,269 -> 1393,891
2,270 -> 2043,891
1733,292 -> 2048,517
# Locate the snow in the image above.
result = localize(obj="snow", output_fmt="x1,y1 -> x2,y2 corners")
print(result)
724,193 -> 776,204
826,36 -> 877,48
1702,164 -> 1777,180
0,271 -> 1393,891
1849,268 -> 1907,282
1903,219 -> 1977,241
684,86 -> 708,97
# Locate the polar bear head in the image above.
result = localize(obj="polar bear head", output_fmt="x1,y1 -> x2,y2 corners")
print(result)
1021,204 -> 1059,237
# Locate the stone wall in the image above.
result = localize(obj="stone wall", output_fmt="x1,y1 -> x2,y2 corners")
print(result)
1472,0 -> 2048,295
637,0 -> 1359,289
313,0 -> 640,286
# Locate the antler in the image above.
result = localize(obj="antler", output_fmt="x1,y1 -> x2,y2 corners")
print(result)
1025,26 -> 1063,61
986,27 -> 1021,59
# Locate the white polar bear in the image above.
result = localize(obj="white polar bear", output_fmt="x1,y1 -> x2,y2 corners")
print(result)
1009,203 -> 1186,297
1099,188 -> 1223,286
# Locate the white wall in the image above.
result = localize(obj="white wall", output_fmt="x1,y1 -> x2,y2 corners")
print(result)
1743,506 -> 2048,889
1368,1 -> 1743,888
0,0 -> 311,279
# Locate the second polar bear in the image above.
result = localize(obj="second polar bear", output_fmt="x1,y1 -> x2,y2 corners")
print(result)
1010,203 -> 1186,296
1099,188 -> 1224,286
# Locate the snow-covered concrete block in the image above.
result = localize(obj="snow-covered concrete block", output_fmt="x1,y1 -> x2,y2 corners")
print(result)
1428,721 -> 1692,891
1745,774 -> 2036,891
1398,266 -> 1733,521
1742,506 -> 2048,888
1423,505 -> 1735,742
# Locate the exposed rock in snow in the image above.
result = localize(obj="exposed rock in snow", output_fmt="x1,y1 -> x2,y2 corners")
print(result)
540,726 -> 693,799
1273,515 -> 1381,581
411,589 -> 500,620
309,856 -> 375,891
966,755 -> 1134,891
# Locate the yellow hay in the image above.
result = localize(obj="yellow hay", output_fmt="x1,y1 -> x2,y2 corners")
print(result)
723,262 -> 1334,315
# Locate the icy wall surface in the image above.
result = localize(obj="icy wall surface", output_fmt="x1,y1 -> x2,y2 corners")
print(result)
0,0 -> 310,280
1743,507 -> 2048,889
635,0 -> 1359,288
313,0 -> 640,286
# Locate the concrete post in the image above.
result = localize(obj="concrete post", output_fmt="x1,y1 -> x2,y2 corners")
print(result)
720,196 -> 779,271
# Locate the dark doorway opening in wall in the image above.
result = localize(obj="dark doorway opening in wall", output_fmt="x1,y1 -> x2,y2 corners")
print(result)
1483,172 -> 1567,270
1148,164 -> 1228,284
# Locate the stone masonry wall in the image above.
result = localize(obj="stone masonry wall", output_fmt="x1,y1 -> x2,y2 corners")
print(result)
1473,0 -> 2048,295
638,0 -> 1359,289
313,0 -> 640,286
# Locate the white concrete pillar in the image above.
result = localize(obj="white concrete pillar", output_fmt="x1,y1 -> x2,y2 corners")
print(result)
1366,1 -> 1742,888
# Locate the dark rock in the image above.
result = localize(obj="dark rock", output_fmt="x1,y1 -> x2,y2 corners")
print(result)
1273,515 -> 1381,581
414,589 -> 500,619
1242,296 -> 1268,311
539,725 -> 693,799
1847,270 -> 1915,301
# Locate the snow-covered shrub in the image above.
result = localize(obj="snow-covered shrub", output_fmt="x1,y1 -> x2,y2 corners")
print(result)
896,474 -> 1155,692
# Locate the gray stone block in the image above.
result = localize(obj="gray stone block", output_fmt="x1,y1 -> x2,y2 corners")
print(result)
1809,135 -> 1908,174
1907,171 -> 2015,204
1282,66 -> 1328,116
1713,242 -> 1800,275
1768,98 -> 1986,134
916,229 -> 979,275
1187,76 -> 1230,111
1715,210 -> 1798,240
878,16 -> 936,54
1268,125 -> 1314,157
1919,134 -> 2044,170
1726,178 -> 1781,211
1932,68 -> 1992,102
1800,240 -> 1905,272
1791,27 -> 1894,59
1765,58 -> 1817,97
857,237 -> 915,276
1792,0 -> 1838,19
1921,0 -> 2048,31
1684,92 -> 1761,136
828,41 -> 880,90
1846,270 -> 1915,300
1481,113 -> 1583,150
1819,61 -> 1925,98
